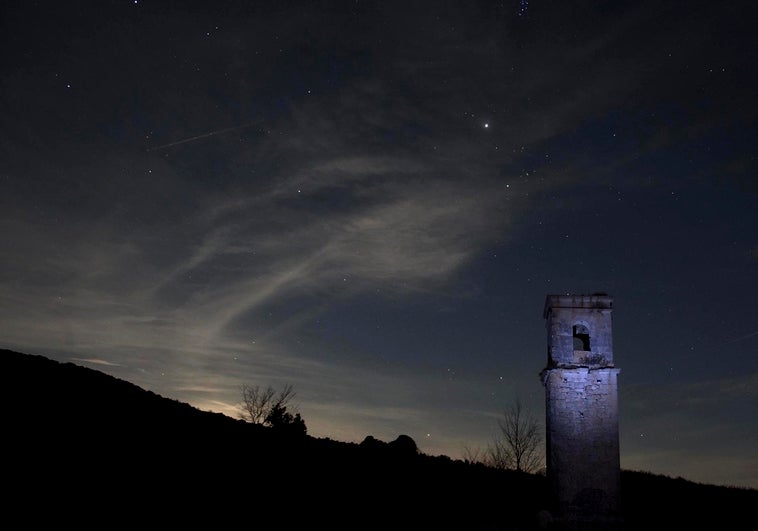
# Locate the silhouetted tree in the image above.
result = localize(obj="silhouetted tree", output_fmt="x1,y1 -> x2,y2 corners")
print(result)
485,398 -> 543,473
461,445 -> 484,465
265,402 -> 307,436
360,435 -> 384,451
239,382 -> 302,430
388,434 -> 418,456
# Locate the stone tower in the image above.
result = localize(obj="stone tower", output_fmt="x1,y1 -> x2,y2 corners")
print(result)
540,293 -> 621,525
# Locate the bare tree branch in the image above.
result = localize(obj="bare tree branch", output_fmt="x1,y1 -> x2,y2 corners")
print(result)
462,445 -> 484,465
239,384 -> 277,425
271,383 -> 295,413
238,382 -> 303,435
483,398 -> 543,473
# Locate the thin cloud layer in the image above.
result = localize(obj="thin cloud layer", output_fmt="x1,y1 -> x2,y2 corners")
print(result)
1,1 -> 756,489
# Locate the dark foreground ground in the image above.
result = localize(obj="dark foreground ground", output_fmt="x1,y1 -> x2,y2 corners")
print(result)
3,349 -> 755,529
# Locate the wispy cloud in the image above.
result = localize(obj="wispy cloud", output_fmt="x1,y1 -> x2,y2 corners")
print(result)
3,1 -> 743,467
70,357 -> 123,367
0,51 -> 602,456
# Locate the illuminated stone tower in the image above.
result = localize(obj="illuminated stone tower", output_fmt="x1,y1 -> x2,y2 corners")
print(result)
540,294 -> 621,525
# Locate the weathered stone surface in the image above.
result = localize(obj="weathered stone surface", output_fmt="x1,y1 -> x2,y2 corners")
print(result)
542,294 -> 621,525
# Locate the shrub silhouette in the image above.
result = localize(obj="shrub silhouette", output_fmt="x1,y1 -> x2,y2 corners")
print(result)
266,402 -> 307,436
388,434 -> 418,456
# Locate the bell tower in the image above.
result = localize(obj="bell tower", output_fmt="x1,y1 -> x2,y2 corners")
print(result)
541,293 -> 621,526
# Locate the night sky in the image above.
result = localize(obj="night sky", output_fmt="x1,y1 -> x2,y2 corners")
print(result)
2,1 -> 756,489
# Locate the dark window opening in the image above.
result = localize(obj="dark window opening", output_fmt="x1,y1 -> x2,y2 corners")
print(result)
573,325 -> 590,351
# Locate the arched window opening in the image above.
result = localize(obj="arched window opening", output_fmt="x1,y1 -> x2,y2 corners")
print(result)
573,324 -> 590,351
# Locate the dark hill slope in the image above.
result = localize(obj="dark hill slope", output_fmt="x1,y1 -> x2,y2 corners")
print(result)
2,349 -> 755,530
2,349 -> 544,529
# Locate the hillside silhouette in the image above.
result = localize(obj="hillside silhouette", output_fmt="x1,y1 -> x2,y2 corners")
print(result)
3,348 -> 755,529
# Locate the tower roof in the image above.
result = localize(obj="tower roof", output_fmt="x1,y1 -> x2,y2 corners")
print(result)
543,293 -> 613,318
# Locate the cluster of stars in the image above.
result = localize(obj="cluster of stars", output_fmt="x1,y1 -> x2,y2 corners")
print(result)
518,0 -> 529,17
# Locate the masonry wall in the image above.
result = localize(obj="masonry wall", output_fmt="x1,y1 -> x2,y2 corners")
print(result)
544,366 -> 621,519
542,294 -> 621,524
545,300 -> 614,366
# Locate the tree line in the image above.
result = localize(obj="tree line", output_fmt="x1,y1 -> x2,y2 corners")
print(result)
238,382 -> 306,436
237,381 -> 543,473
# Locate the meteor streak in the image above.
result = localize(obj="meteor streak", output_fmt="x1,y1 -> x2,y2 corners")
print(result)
146,121 -> 262,151
728,329 -> 758,343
